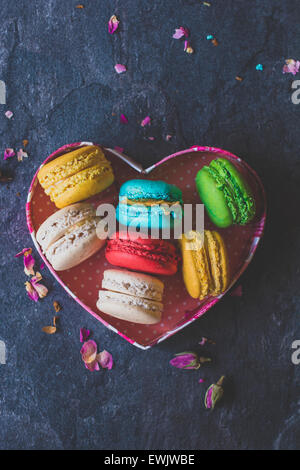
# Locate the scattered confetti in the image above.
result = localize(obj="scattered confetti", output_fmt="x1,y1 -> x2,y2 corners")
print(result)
256,64 -> 264,71
203,2 -> 211,6
114,63 -> 127,74
184,40 -> 194,54
148,136 -> 155,141
5,110 -> 13,119
4,148 -> 15,160
235,76 -> 243,82
120,114 -> 128,124
53,301 -> 61,312
76,4 -> 84,8
80,327 -> 91,343
206,35 -> 214,40
141,116 -> 151,127
173,27 -> 189,39
108,15 -> 119,34
40,262 -> 45,270
199,378 -> 205,383
282,59 -> 300,75
212,38 -> 218,46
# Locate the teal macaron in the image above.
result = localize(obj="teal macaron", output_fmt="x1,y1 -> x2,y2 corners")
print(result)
195,158 -> 256,228
117,179 -> 183,230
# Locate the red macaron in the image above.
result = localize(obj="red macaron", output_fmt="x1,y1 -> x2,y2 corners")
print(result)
105,232 -> 179,275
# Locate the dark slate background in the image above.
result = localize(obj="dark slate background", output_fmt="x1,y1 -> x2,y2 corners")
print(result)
0,0 -> 299,450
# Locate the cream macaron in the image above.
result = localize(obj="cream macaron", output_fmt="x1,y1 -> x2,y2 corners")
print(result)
97,269 -> 164,324
36,202 -> 106,271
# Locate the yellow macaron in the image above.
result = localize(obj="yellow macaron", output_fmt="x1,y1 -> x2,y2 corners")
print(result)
38,146 -> 114,208
180,230 -> 229,300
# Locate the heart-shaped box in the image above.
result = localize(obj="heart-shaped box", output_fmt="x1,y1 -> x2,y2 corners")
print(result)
26,143 -> 266,349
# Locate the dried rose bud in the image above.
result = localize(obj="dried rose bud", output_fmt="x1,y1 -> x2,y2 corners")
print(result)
170,352 -> 211,370
204,375 -> 225,410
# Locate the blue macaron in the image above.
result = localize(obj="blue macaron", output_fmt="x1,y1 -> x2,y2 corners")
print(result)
116,179 -> 183,230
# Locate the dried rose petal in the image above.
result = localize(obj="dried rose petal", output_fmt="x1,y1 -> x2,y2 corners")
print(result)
184,41 -> 194,54
114,64 -> 126,74
199,337 -> 208,346
15,247 -> 35,276
108,15 -> 119,34
22,139 -> 29,148
148,136 -> 155,141
282,59 -> 300,75
29,272 -> 48,299
199,378 -> 205,383
42,326 -> 57,334
53,301 -> 61,312
4,148 -> 15,160
166,134 -> 172,141
53,316 -> 59,327
120,114 -> 128,124
80,340 -> 98,364
173,27 -> 189,39
80,327 -> 91,343
141,116 -> 151,127
97,350 -> 113,370
25,281 -> 39,302
17,149 -> 28,162
40,262 -> 45,270
5,110 -> 13,119
85,359 -> 100,371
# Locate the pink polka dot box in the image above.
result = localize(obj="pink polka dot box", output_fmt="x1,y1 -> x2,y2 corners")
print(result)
26,143 -> 267,349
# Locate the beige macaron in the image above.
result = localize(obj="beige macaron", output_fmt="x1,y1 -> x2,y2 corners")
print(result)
36,203 -> 106,271
97,269 -> 164,324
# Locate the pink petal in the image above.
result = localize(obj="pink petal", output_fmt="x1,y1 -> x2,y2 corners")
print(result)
108,15 -> 119,34
85,359 -> 100,371
282,59 -> 300,75
40,262 -> 45,270
15,248 -> 31,258
141,116 -> 151,127
114,146 -> 124,153
25,281 -> 39,302
97,350 -> 113,370
173,27 -> 189,39
32,282 -> 48,299
166,134 -> 172,141
17,149 -> 28,162
80,327 -> 91,343
5,110 -> 13,119
199,378 -> 205,383
114,63 -> 126,74
148,136 -> 155,141
199,337 -> 208,346
24,252 -> 35,276
120,114 -> 128,124
80,340 -> 98,364
4,148 -> 15,160
184,40 -> 194,53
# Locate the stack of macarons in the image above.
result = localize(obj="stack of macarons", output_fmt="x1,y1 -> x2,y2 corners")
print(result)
35,145 -> 257,326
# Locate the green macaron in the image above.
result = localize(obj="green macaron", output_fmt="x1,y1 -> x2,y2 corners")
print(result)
195,158 -> 256,228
